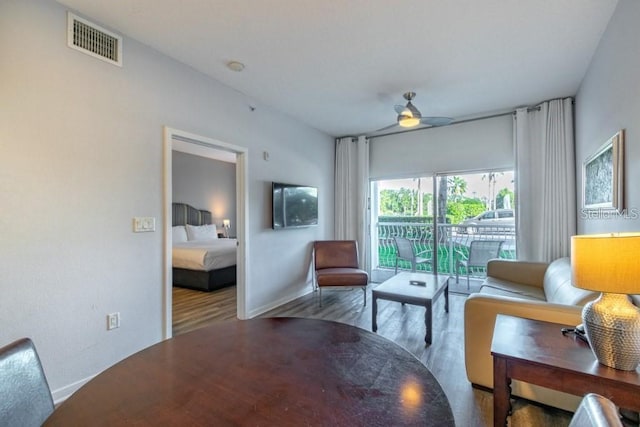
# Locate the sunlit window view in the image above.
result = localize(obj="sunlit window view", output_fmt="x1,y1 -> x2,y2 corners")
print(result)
370,171 -> 516,285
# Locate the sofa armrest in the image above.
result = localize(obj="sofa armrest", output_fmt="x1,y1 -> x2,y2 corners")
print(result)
486,260 -> 549,288
464,293 -> 584,389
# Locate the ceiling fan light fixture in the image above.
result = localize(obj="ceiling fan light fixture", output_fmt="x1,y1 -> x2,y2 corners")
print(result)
379,91 -> 453,133
398,115 -> 420,127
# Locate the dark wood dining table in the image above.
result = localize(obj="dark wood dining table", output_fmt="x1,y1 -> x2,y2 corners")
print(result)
45,317 -> 454,426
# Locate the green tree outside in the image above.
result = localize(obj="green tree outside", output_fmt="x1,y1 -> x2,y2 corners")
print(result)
378,175 -> 514,222
496,188 -> 515,209
447,176 -> 468,202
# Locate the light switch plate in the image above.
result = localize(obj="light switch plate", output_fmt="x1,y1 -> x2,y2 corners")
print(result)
133,217 -> 155,232
107,312 -> 120,330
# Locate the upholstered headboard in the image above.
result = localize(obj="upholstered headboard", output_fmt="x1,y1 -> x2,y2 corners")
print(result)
172,203 -> 212,226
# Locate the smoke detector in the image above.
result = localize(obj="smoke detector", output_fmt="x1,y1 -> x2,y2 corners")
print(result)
227,61 -> 245,72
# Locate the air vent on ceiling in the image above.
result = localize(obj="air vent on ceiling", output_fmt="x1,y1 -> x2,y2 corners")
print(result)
67,12 -> 122,67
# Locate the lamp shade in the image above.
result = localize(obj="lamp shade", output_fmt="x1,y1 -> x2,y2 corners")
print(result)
223,219 -> 230,228
571,233 -> 640,294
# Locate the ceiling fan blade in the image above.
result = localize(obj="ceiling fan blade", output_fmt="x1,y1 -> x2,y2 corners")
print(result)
421,116 -> 454,126
406,102 -> 422,118
393,104 -> 406,114
374,122 -> 399,132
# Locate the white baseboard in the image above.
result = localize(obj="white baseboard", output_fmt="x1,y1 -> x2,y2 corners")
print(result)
247,286 -> 313,318
51,373 -> 96,405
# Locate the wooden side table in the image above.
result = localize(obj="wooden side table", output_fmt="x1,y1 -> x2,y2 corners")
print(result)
491,314 -> 640,427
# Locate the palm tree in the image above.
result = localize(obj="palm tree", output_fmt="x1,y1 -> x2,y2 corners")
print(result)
437,176 -> 448,224
413,178 -> 423,216
447,176 -> 468,202
482,172 -> 503,210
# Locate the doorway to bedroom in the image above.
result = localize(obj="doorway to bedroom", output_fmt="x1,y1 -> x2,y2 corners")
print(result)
163,127 -> 248,339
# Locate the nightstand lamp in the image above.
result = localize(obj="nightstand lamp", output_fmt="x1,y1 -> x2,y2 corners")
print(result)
571,233 -> 640,371
223,219 -> 230,238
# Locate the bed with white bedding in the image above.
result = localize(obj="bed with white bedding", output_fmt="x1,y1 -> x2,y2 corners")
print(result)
172,239 -> 237,271
172,203 -> 237,292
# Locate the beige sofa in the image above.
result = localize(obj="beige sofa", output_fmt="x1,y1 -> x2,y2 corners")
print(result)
464,257 -> 599,411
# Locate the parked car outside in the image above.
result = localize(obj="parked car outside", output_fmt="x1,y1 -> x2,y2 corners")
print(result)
459,209 -> 514,234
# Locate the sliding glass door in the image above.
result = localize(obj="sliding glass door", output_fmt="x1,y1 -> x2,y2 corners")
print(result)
369,170 -> 516,284
433,171 -> 516,284
369,177 -> 434,283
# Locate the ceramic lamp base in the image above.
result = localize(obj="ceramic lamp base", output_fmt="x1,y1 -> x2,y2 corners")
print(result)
582,293 -> 640,371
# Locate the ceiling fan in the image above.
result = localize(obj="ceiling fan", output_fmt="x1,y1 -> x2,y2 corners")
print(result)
377,92 -> 454,132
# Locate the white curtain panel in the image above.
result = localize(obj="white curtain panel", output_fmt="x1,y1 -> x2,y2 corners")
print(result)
334,136 -> 370,270
514,98 -> 576,262
335,137 -> 356,240
356,136 -> 370,272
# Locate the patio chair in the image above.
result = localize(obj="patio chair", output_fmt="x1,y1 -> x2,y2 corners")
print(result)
393,236 -> 432,274
455,240 -> 504,290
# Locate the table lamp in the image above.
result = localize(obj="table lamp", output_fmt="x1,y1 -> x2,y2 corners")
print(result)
223,219 -> 230,238
571,233 -> 640,371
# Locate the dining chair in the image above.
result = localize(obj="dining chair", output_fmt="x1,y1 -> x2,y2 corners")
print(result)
0,338 -> 54,427
393,236 -> 432,274
455,240 -> 504,290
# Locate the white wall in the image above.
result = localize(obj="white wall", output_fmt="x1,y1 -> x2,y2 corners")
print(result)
0,0 -> 333,401
172,151 -> 237,234
369,114 -> 513,179
575,0 -> 640,233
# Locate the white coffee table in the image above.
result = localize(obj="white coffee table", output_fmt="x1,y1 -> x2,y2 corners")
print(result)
372,272 -> 449,345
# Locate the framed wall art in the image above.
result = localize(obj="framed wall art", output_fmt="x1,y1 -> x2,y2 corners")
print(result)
583,129 -> 624,212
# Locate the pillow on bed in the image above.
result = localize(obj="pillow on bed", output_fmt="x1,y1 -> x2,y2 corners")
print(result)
186,224 -> 218,241
172,226 -> 188,243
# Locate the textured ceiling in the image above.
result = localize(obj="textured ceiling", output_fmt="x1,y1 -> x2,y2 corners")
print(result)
57,0 -> 618,137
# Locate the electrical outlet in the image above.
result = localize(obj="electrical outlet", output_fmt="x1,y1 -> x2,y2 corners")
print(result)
107,312 -> 120,330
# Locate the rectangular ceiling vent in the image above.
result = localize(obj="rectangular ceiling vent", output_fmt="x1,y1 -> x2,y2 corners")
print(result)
67,12 -> 122,67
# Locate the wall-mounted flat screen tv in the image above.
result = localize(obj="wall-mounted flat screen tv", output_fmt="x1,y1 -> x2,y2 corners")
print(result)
272,182 -> 318,229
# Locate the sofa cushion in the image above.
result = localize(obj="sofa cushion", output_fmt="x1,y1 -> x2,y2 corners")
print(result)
480,277 -> 546,301
543,257 -> 598,306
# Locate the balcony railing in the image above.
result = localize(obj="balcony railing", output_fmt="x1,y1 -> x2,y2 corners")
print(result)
373,222 -> 516,278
